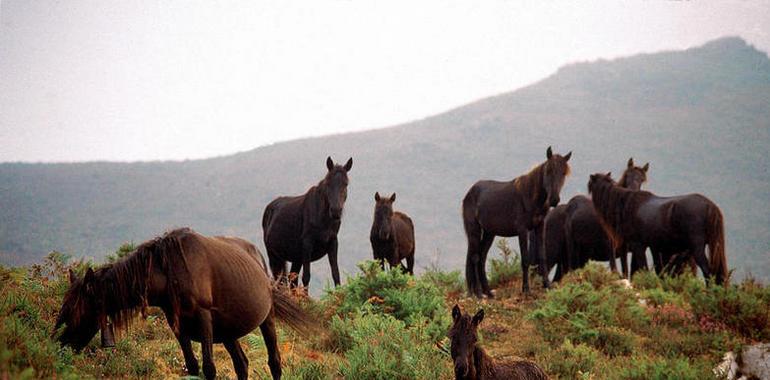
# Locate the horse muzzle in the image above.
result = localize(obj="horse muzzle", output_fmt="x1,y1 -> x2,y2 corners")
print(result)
100,321 -> 115,348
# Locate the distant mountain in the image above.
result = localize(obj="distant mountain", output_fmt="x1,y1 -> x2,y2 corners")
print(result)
2,36 -> 769,285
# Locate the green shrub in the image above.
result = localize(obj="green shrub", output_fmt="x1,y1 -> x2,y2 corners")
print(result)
542,339 -> 598,378
618,356 -> 710,380
421,266 -> 465,295
283,357 -> 333,380
322,261 -> 449,341
338,312 -> 451,380
489,239 -> 522,288
687,278 -> 770,340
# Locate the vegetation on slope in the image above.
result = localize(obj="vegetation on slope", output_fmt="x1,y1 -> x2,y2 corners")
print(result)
1,243 -> 768,379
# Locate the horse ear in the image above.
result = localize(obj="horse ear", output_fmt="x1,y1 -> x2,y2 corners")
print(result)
546,146 -> 553,159
343,157 -> 353,172
375,192 -> 380,201
642,163 -> 649,172
628,158 -> 634,168
564,151 -> 572,162
84,267 -> 95,282
326,156 -> 334,171
472,309 -> 485,326
390,193 -> 396,202
69,268 -> 77,284
606,172 -> 612,178
452,304 -> 461,321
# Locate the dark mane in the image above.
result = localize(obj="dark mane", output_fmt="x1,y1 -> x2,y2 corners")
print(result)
590,178 -> 651,247
101,227 -> 193,333
513,163 -> 547,205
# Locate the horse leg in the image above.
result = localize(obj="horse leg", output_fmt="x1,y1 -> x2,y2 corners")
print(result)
289,261 -> 302,288
197,309 -> 216,380
260,314 -> 282,380
478,232 -> 495,297
301,238 -> 314,290
406,254 -> 415,275
518,228 -> 531,294
465,229 -> 483,298
630,244 -> 648,276
619,248 -> 629,279
690,240 -> 712,283
175,333 -> 199,376
328,237 -> 341,286
268,254 -> 287,284
223,339 -> 249,380
531,225 -> 550,289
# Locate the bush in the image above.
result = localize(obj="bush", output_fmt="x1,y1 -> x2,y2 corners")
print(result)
541,339 -> 598,378
338,311 -> 451,380
489,239 -> 522,288
618,356 -> 710,380
421,266 -> 464,296
322,261 -> 450,341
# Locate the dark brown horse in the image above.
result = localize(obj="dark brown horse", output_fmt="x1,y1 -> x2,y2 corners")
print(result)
617,158 -> 652,275
370,192 -> 416,274
449,305 -> 549,380
463,147 -> 571,296
588,172 -> 728,284
54,228 -> 315,380
262,156 -> 352,289
542,195 -> 617,280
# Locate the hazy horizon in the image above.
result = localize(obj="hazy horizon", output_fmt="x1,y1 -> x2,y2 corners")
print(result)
2,1 -> 769,163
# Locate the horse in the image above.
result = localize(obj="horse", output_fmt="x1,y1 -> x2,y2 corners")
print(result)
449,305 -> 549,380
370,192 -> 416,274
54,228 -> 315,380
462,146 -> 571,296
617,158 -> 652,275
588,172 -> 728,284
262,156 -> 352,290
542,195 -> 617,280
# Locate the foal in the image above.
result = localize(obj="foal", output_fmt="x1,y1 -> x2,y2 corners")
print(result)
370,192 -> 416,274
450,305 -> 549,380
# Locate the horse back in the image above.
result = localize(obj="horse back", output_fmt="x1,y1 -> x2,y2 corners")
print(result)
263,194 -> 306,255
467,180 -> 525,236
392,211 -> 415,255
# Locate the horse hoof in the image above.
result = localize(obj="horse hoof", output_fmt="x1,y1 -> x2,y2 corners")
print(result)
484,290 -> 495,299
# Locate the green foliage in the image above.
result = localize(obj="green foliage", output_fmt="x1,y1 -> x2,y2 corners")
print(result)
618,356 -> 710,380
337,311 -> 451,380
540,339 -> 598,378
322,260 -> 450,342
489,239 -> 522,288
106,243 -> 136,264
421,265 -> 465,295
282,357 -> 333,380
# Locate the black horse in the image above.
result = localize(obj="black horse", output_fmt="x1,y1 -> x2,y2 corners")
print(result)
588,172 -> 728,284
462,146 -> 571,296
370,192 -> 416,274
262,156 -> 352,290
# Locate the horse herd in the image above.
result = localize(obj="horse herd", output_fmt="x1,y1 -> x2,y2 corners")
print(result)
52,151 -> 727,379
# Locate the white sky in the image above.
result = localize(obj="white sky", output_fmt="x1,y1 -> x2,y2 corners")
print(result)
1,1 -> 768,162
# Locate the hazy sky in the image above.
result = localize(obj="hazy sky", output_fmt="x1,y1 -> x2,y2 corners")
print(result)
1,1 -> 768,162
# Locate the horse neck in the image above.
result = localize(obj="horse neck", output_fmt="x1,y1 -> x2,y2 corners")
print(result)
308,181 -> 331,218
514,164 -> 547,210
472,345 -> 495,380
101,252 -> 150,327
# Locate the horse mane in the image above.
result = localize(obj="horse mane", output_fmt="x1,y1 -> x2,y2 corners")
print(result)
100,227 -> 194,333
590,178 -> 652,248
513,162 -> 547,205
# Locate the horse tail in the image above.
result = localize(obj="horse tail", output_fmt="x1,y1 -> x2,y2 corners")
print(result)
462,186 -> 481,292
261,202 -> 274,231
270,284 -> 317,337
706,203 -> 727,285
462,186 -> 480,236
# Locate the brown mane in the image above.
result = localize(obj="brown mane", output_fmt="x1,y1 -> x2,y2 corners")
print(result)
99,227 -> 193,333
513,160 -> 571,205
589,176 -> 651,248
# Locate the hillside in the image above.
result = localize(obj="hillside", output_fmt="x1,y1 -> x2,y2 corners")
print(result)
1,36 -> 769,284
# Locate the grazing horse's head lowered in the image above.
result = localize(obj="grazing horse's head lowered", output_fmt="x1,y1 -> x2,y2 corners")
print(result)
54,268 -> 115,351
323,156 -> 352,220
619,158 -> 649,191
543,146 -> 572,207
373,192 -> 396,240
449,304 -> 484,378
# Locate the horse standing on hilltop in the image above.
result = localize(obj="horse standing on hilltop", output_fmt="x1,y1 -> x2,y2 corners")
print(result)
262,156 -> 352,290
542,158 -> 649,280
54,228 -> 315,380
588,172 -> 728,284
370,192 -> 416,274
463,147 -> 571,296
449,305 -> 549,380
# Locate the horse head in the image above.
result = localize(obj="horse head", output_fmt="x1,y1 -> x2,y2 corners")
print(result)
449,304 -> 484,379
373,192 -> 396,240
322,156 -> 352,220
619,157 -> 649,191
543,146 -> 572,207
54,267 -> 115,351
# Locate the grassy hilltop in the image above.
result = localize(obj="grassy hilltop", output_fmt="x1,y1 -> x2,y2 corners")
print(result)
2,37 -> 769,284
2,243 -> 768,379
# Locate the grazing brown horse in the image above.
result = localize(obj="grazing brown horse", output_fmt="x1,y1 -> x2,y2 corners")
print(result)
588,172 -> 728,284
54,228 -> 315,380
450,305 -> 549,380
262,156 -> 352,289
463,146 -> 571,296
370,192 -> 416,274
